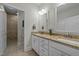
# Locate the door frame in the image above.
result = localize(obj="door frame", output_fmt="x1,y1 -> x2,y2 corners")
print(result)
3,3 -> 25,51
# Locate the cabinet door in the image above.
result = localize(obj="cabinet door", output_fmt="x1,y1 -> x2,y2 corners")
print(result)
39,38 -> 48,56
39,48 -> 48,56
32,35 -> 39,54
35,38 -> 39,53
49,45 -> 62,56
32,35 -> 36,51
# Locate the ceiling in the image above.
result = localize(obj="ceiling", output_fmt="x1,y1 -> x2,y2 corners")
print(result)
58,3 -> 79,12
33,3 -> 58,9
3,4 -> 18,15
3,3 -> 59,15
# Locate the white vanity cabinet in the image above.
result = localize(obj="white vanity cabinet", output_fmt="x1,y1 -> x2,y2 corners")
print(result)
32,34 -> 79,56
32,35 -> 39,54
32,35 -> 49,56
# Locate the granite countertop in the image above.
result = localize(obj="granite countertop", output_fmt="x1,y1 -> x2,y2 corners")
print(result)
32,32 -> 79,49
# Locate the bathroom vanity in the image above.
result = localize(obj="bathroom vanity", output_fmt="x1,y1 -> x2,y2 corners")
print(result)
32,32 -> 79,56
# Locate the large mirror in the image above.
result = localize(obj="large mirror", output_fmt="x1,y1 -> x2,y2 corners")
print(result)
55,3 -> 79,35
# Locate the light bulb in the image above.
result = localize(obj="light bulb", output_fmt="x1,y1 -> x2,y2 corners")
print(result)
38,8 -> 47,15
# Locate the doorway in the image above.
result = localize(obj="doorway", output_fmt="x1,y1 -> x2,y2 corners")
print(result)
2,4 -> 24,55
7,14 -> 17,50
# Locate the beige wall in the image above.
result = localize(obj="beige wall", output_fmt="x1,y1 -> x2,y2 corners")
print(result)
7,14 -> 17,40
7,13 -> 24,51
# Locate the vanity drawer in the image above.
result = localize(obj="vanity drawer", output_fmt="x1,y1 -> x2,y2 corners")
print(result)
49,40 -> 79,56
39,38 -> 48,45
40,44 -> 48,51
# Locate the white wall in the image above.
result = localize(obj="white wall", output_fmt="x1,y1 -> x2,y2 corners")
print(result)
0,5 -> 7,55
48,7 -> 57,32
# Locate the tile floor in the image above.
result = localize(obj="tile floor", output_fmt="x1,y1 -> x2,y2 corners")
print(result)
2,39 -> 37,56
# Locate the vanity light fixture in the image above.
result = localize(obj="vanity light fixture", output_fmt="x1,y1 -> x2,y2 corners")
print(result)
38,8 -> 47,15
